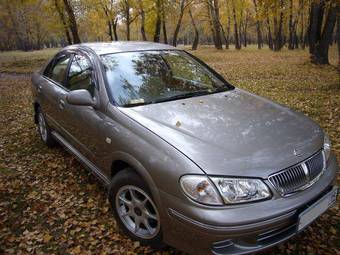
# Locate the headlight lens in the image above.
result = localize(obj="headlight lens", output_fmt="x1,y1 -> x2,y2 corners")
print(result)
211,177 -> 271,204
180,175 -> 223,205
323,133 -> 331,162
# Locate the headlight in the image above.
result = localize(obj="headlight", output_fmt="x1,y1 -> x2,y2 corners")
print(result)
211,177 -> 271,204
180,175 -> 223,205
323,133 -> 331,162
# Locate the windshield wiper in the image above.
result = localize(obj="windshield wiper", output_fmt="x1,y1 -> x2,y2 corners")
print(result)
153,90 -> 213,103
213,86 -> 229,93
122,101 -> 152,107
122,87 -> 230,107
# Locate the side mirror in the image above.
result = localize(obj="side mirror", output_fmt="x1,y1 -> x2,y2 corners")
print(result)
66,89 -> 95,106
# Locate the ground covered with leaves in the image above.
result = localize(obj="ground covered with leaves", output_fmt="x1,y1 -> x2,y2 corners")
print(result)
0,46 -> 339,254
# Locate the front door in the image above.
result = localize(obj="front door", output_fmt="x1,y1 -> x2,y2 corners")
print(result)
61,53 -> 107,164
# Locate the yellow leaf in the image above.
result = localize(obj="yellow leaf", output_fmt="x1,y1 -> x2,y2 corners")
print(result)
72,246 -> 81,254
43,234 -> 52,243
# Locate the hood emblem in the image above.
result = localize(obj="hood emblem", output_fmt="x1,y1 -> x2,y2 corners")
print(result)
293,148 -> 302,157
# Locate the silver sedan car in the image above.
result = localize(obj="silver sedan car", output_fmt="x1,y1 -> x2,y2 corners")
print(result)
31,42 -> 338,255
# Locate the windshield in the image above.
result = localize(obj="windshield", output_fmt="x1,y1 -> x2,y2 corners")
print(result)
101,50 -> 233,107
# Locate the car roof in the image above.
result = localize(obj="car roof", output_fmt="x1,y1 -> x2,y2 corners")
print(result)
65,41 -> 178,55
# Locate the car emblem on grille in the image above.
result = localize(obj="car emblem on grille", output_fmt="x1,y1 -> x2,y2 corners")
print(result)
293,148 -> 302,157
301,162 -> 310,181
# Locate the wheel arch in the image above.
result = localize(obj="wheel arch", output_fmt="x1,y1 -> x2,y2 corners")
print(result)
109,152 -> 161,207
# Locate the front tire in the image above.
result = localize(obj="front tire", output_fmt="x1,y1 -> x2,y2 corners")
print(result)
36,108 -> 55,147
109,169 -> 163,248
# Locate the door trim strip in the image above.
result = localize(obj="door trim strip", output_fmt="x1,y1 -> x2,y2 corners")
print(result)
51,131 -> 111,187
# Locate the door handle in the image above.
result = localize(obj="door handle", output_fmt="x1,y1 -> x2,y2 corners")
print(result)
37,85 -> 42,93
59,99 -> 65,110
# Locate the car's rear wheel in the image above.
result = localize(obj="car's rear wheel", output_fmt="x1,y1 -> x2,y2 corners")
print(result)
36,108 -> 55,147
109,169 -> 163,248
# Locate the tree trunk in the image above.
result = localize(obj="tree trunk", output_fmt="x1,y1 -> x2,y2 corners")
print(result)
206,0 -> 223,49
218,22 -> 228,49
242,11 -> 249,47
124,0 -> 131,41
300,0 -> 305,49
310,0 -> 337,64
239,21 -> 243,46
336,0 -> 340,67
253,0 -> 262,49
275,0 -> 284,51
288,0 -> 294,49
206,2 -> 217,47
291,1 -> 303,49
62,0 -> 81,44
266,17 -> 273,50
293,32 -> 299,48
232,0 -> 241,49
172,0 -> 186,46
103,5 -> 113,41
153,0 -> 162,42
139,1 -> 147,41
113,18 -> 119,41
162,20 -> 168,44
55,0 -> 72,45
162,5 -> 168,44
309,1 -> 324,55
212,0 -> 223,49
225,11 -> 231,49
107,20 -> 114,41
189,9 -> 199,50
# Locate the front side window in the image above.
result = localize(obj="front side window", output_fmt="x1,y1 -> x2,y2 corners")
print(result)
67,54 -> 94,96
49,56 -> 70,85
100,50 -> 232,107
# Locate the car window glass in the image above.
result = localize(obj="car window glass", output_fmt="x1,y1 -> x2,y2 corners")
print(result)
49,56 -> 70,85
101,50 -> 228,106
43,59 -> 55,77
67,54 -> 94,96
163,53 -> 214,87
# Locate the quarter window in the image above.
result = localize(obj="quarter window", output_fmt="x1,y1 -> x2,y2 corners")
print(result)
67,54 -> 94,96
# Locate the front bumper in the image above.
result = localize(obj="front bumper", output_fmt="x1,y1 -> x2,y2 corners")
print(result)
159,153 -> 338,255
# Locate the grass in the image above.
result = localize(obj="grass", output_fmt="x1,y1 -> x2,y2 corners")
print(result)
0,48 -> 58,74
0,45 -> 339,254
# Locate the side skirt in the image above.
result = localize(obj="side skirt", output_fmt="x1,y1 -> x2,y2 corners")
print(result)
51,131 -> 111,188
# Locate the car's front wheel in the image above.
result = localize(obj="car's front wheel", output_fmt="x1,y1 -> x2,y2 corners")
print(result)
109,169 -> 163,248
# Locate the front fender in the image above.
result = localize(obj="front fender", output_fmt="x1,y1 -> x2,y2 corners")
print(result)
107,150 -> 162,207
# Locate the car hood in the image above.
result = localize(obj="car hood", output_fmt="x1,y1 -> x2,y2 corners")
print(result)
118,89 -> 323,178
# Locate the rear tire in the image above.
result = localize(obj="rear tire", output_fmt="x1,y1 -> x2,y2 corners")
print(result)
36,108 -> 56,147
109,169 -> 164,248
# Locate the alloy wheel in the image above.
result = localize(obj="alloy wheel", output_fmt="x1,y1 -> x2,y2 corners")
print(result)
115,185 -> 160,239
38,113 -> 47,142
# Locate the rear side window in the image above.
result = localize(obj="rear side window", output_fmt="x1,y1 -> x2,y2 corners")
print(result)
67,54 -> 94,96
48,56 -> 71,85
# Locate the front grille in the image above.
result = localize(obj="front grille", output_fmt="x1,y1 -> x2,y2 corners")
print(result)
306,151 -> 324,180
269,150 -> 325,196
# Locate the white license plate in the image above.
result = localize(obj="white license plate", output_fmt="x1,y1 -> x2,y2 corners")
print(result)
298,186 -> 338,232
